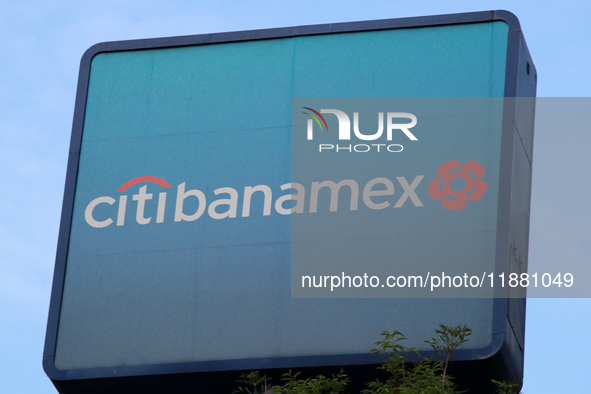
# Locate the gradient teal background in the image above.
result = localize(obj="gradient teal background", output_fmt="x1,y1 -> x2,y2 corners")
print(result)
55,22 -> 508,369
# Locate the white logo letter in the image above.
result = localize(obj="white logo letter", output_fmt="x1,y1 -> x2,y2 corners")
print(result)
275,183 -> 306,215
175,182 -> 206,222
116,195 -> 127,226
363,178 -> 395,210
321,109 -> 351,140
353,112 -> 383,140
132,185 -> 153,225
387,113 -> 417,140
310,180 -> 359,213
242,185 -> 273,217
85,196 -> 115,228
208,187 -> 238,219
156,192 -> 166,223
394,176 -> 424,207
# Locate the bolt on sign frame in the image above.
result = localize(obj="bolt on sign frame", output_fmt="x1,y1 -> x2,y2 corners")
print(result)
44,10 -> 536,394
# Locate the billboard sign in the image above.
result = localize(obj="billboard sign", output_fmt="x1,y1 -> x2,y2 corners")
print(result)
44,10 -> 536,393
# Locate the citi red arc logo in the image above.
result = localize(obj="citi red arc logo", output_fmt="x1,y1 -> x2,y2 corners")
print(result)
428,160 -> 488,210
117,176 -> 171,191
85,176 -> 172,228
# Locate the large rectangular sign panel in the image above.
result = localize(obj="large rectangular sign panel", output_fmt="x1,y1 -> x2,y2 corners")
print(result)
44,10 -> 537,393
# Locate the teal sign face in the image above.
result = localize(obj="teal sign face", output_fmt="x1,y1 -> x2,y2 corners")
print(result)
44,11 -> 536,391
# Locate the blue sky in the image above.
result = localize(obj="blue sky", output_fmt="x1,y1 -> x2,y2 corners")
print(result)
1,1 -> 589,393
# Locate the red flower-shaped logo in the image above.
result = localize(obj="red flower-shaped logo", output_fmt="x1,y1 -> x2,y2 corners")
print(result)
428,160 -> 488,210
